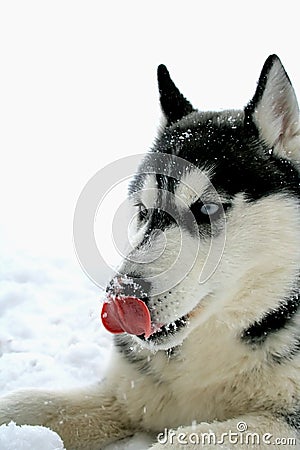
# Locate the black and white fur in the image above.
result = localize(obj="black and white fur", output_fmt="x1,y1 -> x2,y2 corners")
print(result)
1,55 -> 300,449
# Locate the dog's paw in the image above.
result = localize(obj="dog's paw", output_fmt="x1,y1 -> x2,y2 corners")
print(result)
0,389 -> 56,427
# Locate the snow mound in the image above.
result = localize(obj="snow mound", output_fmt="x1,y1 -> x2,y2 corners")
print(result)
0,422 -> 65,450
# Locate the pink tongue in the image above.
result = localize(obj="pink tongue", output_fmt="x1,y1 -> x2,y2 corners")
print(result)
101,296 -> 152,338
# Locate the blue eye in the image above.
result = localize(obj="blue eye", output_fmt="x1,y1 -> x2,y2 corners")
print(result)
190,200 -> 230,224
200,203 -> 220,215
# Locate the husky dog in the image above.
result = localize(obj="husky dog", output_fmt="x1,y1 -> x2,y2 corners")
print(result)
1,55 -> 300,449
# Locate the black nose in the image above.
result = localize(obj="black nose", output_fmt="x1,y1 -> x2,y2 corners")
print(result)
106,275 -> 151,304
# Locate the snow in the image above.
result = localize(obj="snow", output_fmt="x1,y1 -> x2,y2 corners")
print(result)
0,246 -> 153,449
0,422 -> 65,450
0,251 -> 111,393
0,422 -> 153,450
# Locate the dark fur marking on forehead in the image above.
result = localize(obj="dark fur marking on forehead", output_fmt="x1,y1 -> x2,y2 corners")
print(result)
155,173 -> 177,195
151,110 -> 300,201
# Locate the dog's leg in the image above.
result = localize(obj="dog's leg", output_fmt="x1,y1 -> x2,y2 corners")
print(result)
0,384 -> 135,450
151,414 -> 298,449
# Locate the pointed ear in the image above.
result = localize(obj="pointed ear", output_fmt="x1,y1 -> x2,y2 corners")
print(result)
245,55 -> 300,167
157,64 -> 195,125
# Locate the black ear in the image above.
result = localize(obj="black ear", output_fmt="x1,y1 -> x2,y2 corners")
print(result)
157,64 -> 195,125
245,55 -> 300,166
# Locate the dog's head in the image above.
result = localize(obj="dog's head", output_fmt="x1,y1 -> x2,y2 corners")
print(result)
102,55 -> 300,350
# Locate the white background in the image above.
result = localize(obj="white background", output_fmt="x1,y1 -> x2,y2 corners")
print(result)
1,0 -> 300,262
0,1 -> 299,448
